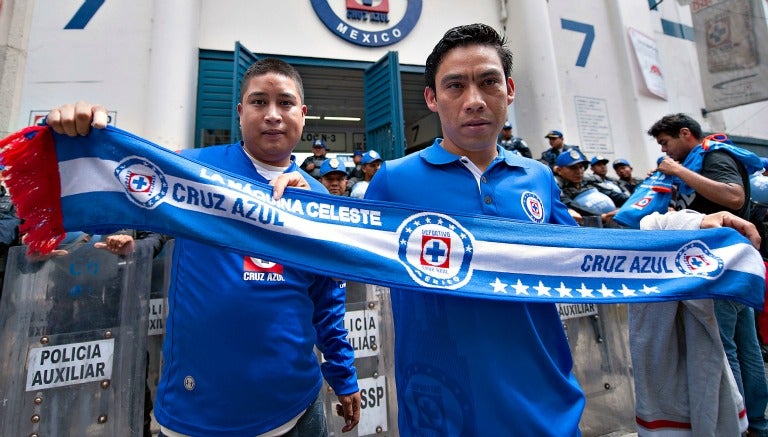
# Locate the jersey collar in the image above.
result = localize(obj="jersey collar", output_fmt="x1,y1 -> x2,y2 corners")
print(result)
419,138 -> 532,169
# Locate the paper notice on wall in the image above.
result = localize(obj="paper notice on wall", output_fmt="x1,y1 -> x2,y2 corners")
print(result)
574,96 -> 613,154
628,27 -> 668,100
691,0 -> 768,111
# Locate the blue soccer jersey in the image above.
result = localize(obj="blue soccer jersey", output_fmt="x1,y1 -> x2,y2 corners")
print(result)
365,139 -> 585,436
153,143 -> 357,436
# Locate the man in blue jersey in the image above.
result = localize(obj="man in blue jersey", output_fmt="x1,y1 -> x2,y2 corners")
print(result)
45,58 -> 360,437
363,23 -> 585,435
648,113 -> 768,436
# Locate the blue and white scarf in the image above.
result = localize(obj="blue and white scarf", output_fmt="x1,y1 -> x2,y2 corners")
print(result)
0,126 -> 764,308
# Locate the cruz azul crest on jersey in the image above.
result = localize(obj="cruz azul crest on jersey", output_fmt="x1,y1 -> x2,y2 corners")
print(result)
397,212 -> 474,289
674,240 -> 724,278
632,194 -> 653,209
114,157 -> 168,209
521,191 -> 545,223
243,257 -> 285,282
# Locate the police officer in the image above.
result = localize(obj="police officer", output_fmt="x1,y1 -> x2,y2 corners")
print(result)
585,155 -> 630,207
349,150 -> 382,199
612,158 -> 643,194
300,138 -> 329,180
554,149 -> 617,225
540,130 -> 579,168
498,121 -> 532,158
319,157 -> 349,196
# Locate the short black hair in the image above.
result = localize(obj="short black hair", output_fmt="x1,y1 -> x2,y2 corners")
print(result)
647,113 -> 703,140
425,23 -> 513,91
239,57 -> 304,103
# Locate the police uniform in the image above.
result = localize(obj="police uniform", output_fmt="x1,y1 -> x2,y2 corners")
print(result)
364,139 -> 584,435
300,139 -> 329,180
612,158 -> 643,194
555,150 -> 617,217
350,150 -> 382,199
541,130 -> 580,168
541,145 -> 581,168
153,143 -> 357,436
499,136 -> 532,159
584,156 -> 630,207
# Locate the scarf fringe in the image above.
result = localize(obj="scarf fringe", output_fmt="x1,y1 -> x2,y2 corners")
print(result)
0,126 -> 65,254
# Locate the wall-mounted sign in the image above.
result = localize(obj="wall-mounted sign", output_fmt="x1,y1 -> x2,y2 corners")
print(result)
299,132 -> 347,150
311,0 -> 422,47
691,0 -> 768,111
628,27 -> 668,100
574,96 -> 613,154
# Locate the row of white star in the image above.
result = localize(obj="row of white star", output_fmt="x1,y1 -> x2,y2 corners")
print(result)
489,277 -> 661,297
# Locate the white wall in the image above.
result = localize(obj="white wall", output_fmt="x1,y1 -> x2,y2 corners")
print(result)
0,0 -> 35,137
14,0 -> 768,164
19,0 -> 154,132
197,0 -> 503,65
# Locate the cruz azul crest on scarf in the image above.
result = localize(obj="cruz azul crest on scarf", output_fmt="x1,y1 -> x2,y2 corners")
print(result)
675,241 -> 723,278
397,212 -> 474,289
115,157 -> 168,208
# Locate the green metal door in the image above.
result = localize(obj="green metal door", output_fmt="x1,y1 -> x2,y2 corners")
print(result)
364,52 -> 405,160
231,41 -> 261,144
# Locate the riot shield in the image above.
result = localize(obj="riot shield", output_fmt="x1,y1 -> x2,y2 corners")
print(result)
559,303 -> 636,435
146,240 -> 173,411
0,242 -> 154,436
323,282 -> 399,436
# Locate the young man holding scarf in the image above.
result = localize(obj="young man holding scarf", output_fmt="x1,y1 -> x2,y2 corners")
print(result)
648,113 -> 768,436
45,58 -> 361,437
363,23 -> 586,435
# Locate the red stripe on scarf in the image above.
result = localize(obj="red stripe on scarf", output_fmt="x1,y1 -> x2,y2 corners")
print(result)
0,126 -> 65,254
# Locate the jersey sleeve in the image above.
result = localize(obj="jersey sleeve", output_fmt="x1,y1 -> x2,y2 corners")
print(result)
309,276 -> 359,396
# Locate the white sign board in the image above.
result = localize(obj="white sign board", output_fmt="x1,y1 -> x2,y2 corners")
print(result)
557,303 -> 599,320
148,298 -> 167,336
574,96 -> 613,154
344,308 -> 380,358
357,376 -> 388,435
299,132 -> 347,150
692,0 -> 768,111
628,27 -> 668,100
26,339 -> 115,391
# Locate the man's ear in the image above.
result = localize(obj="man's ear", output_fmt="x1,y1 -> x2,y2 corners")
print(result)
424,86 -> 438,113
